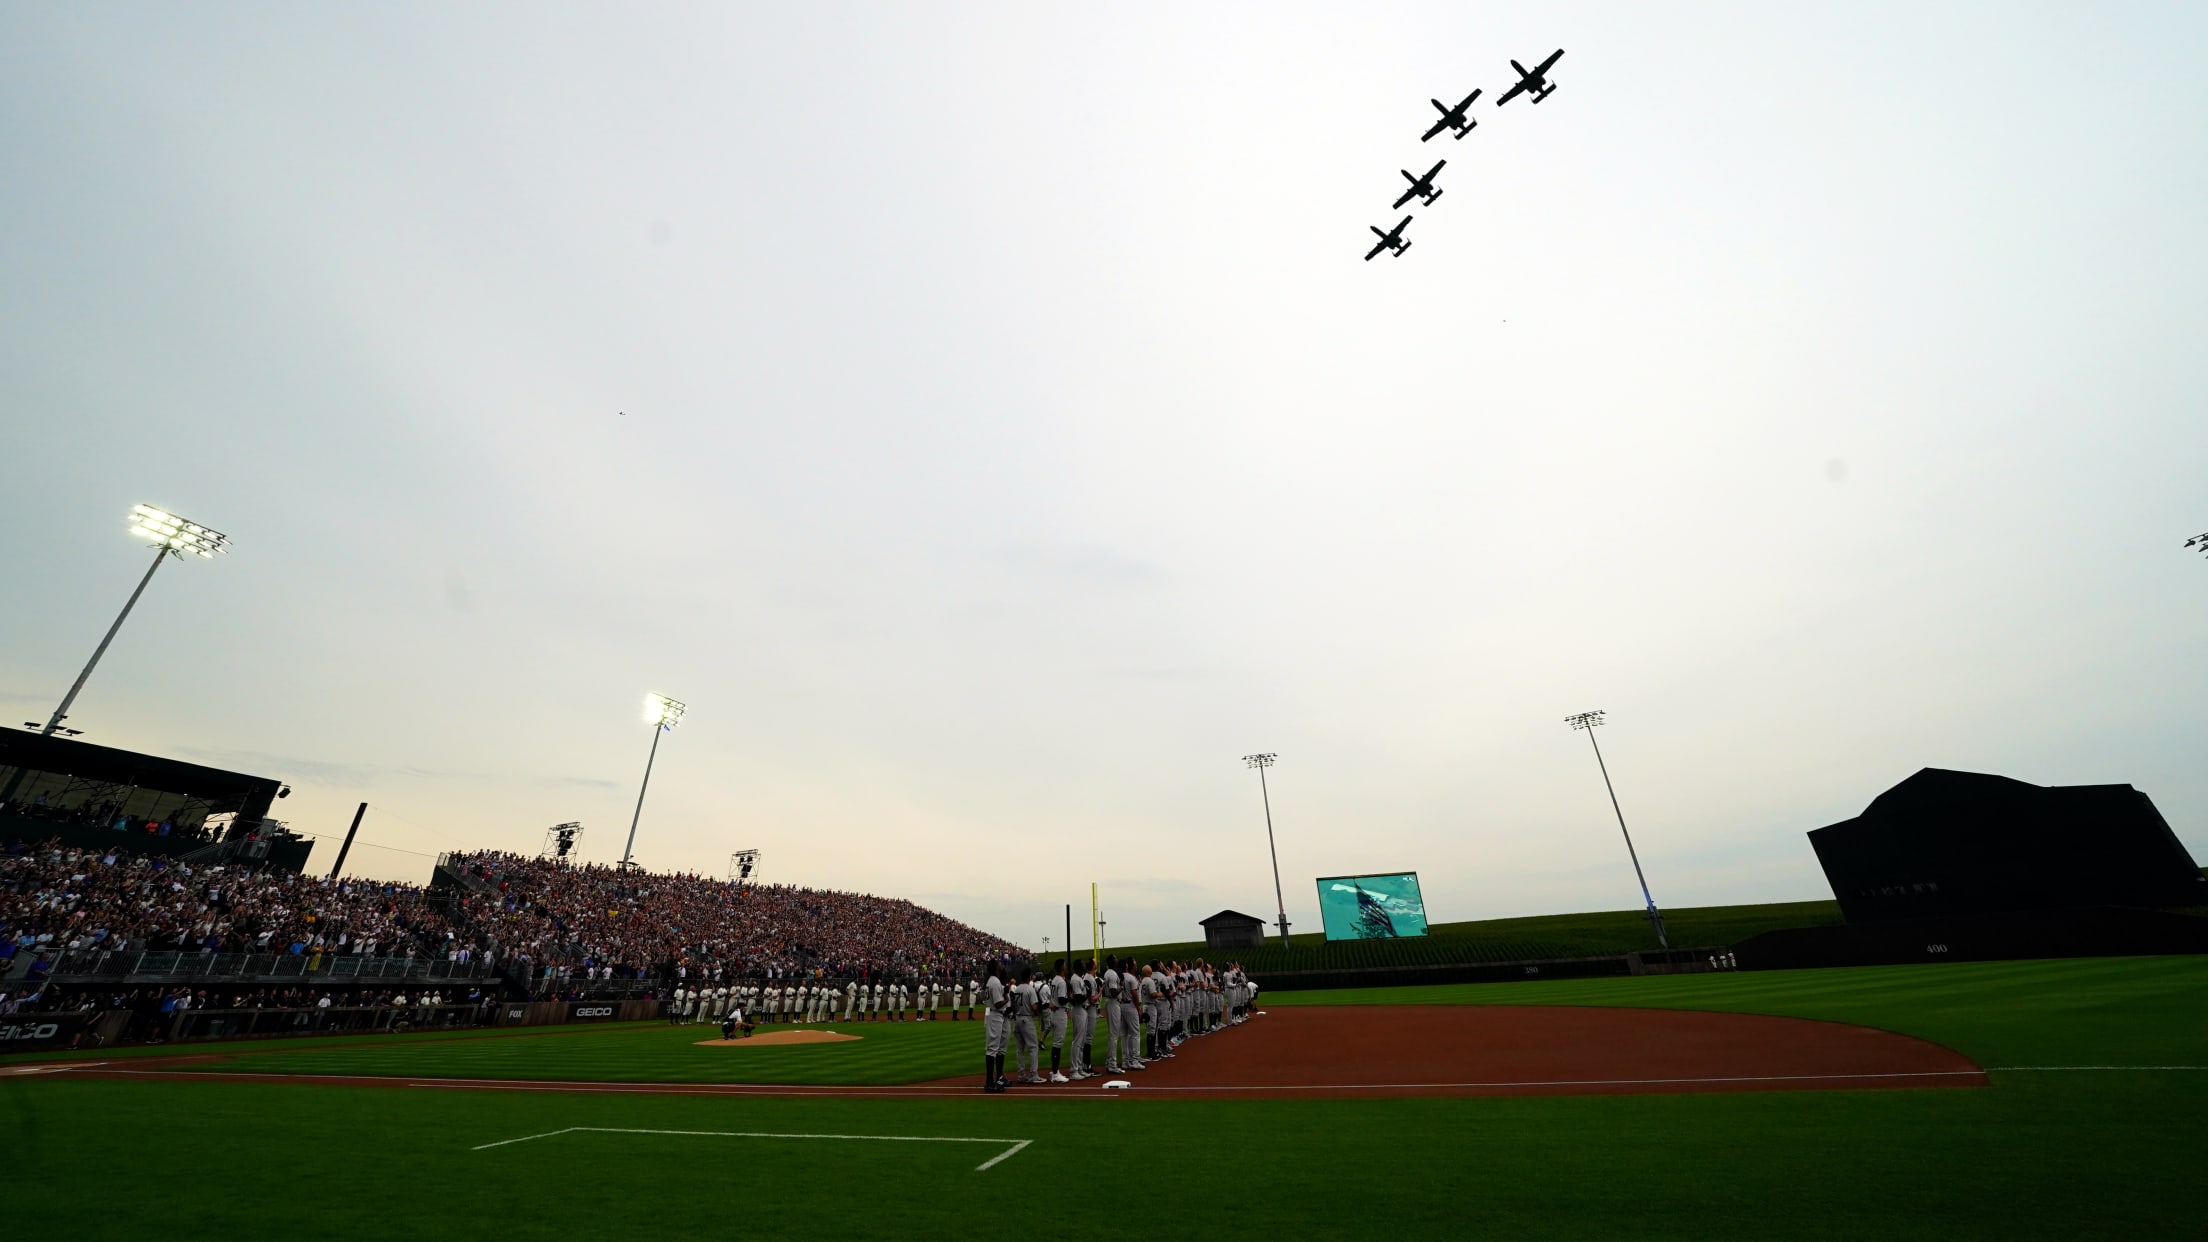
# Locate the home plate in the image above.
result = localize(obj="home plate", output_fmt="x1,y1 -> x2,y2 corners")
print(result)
695,1031 -> 863,1047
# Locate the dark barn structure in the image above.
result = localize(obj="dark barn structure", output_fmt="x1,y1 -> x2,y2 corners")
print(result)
1808,768 -> 2206,924
1200,909 -> 1267,950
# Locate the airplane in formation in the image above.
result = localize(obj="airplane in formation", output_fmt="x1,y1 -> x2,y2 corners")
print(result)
1392,159 -> 1446,210
1420,89 -> 1482,141
1364,215 -> 1413,261
1496,49 -> 1564,106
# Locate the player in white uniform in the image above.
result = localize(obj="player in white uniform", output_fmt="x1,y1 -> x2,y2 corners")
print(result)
1010,968 -> 1042,1084
1045,960 -> 1070,1083
982,964 -> 1010,1093
1067,964 -> 1093,1078
1100,958 -> 1127,1072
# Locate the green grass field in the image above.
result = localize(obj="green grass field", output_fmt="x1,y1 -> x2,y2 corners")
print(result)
5,956 -> 2202,1239
1083,898 -> 1845,973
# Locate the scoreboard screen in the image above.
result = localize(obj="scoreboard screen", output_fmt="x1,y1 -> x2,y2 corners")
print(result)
1315,872 -> 1429,941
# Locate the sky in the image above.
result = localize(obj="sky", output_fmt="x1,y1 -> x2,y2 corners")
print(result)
3,2 -> 2205,951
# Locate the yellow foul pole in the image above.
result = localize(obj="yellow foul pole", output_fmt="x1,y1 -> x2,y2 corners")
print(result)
1090,882 -> 1100,971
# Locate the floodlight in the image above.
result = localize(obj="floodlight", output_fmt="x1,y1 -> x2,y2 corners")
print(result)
645,692 -> 687,729
1563,708 -> 1666,948
1240,752 -> 1289,948
130,503 -> 229,559
622,693 -> 688,868
11,502 -> 231,746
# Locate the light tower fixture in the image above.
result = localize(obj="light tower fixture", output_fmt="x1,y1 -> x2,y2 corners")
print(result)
619,692 -> 686,870
2187,532 -> 2207,558
729,848 -> 761,884
1242,752 -> 1292,949
543,822 -> 585,861
41,504 -> 228,738
1565,710 -> 1668,948
129,503 -> 230,559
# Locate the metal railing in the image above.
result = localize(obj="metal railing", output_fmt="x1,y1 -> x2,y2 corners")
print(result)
43,949 -> 498,984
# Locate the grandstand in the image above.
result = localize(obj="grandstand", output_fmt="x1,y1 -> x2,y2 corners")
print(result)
1,832 -> 1024,1049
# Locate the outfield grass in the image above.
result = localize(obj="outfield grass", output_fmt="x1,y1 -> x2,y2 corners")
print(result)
1269,955 -> 2208,1068
1087,898 -> 1844,973
4,956 -> 2202,1239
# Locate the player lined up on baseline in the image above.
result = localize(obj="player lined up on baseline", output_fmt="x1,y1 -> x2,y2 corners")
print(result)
664,975 -> 1002,1026
981,955 -> 1258,1091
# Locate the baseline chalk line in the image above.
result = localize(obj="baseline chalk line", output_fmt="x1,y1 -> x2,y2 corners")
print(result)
471,1126 -> 1032,1171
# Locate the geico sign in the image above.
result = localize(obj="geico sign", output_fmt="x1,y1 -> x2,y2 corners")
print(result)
2,1023 -> 62,1042
573,1006 -> 615,1017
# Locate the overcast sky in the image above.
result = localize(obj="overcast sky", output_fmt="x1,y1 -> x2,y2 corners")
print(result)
4,3 -> 2204,950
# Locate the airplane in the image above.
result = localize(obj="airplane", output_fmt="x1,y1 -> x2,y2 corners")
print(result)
1392,159 -> 1446,210
1420,89 -> 1481,141
1496,48 -> 1564,106
1364,216 -> 1412,261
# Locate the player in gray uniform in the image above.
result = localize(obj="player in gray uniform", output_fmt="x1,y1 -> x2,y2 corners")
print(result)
1010,967 -> 1042,1084
1045,960 -> 1070,1083
1066,964 -> 1093,1078
981,963 -> 1010,1092
1098,959 -> 1121,1071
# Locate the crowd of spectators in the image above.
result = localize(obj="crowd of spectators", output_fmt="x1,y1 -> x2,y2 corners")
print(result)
1,838 -> 463,970
446,850 -> 1023,985
2,838 -> 1024,1007
0,790 -> 219,843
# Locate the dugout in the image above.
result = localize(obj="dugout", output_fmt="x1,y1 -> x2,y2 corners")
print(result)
0,730 -> 308,871
1808,768 -> 2207,924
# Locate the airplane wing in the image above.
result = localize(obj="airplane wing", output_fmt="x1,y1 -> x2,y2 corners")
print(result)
1391,185 -> 1418,210
1364,237 -> 1390,261
1457,89 -> 1482,110
1420,115 -> 1451,142
1495,79 -> 1527,106
1535,48 -> 1565,74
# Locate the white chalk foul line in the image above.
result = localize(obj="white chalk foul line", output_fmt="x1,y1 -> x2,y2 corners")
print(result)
1989,1066 -> 2208,1072
1120,1069 -> 1990,1091
471,1126 -> 1032,1171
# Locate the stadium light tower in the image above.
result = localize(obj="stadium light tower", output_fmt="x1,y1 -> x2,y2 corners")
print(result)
1243,752 -> 1292,949
2186,531 -> 2207,558
1565,710 -> 1668,948
39,504 -> 229,738
619,692 -> 686,870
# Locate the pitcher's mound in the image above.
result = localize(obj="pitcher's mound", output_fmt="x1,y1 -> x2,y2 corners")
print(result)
695,1030 -> 862,1048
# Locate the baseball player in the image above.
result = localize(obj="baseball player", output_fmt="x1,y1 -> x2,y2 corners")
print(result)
1100,957 -> 1126,1072
981,963 -> 1010,1093
1045,959 -> 1070,1083
1010,967 -> 1042,1084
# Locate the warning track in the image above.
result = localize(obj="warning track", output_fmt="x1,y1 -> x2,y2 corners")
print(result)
31,1006 -> 1983,1099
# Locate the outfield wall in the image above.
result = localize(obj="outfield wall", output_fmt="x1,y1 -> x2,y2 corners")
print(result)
1734,904 -> 2208,969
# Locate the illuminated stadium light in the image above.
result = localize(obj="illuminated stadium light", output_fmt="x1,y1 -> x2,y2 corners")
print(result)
644,692 -> 687,729
1564,709 -> 1668,948
620,692 -> 688,869
26,503 -> 230,740
130,503 -> 230,559
1241,752 -> 1292,950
